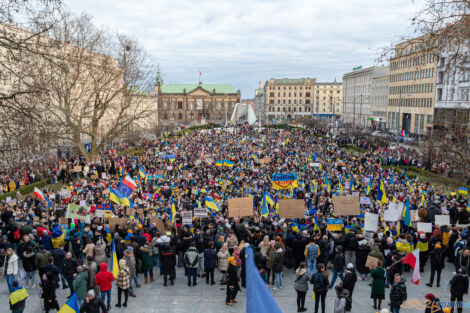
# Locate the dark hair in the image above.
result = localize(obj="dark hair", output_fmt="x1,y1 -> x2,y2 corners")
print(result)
335,285 -> 343,294
316,263 -> 325,271
46,272 -> 54,281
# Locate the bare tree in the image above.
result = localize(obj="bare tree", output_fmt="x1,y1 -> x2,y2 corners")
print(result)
11,13 -> 157,162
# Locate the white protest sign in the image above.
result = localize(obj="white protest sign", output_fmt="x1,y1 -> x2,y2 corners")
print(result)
364,213 -> 379,232
194,208 -> 207,218
310,162 -> 321,167
384,202 -> 403,222
80,200 -> 87,207
360,197 -> 372,205
435,215 -> 450,226
417,222 -> 432,233
6,197 -> 11,203
85,215 -> 91,224
182,211 -> 193,224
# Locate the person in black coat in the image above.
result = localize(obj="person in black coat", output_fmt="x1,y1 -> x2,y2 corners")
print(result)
449,267 -> 469,313
356,240 -> 371,280
159,244 -> 176,286
426,244 -> 445,288
318,236 -> 330,265
342,263 -> 357,297
292,233 -> 308,270
79,289 -> 107,313
225,257 -> 240,306
328,246 -> 345,288
204,241 -> 217,285
386,254 -> 403,288
42,272 -> 59,313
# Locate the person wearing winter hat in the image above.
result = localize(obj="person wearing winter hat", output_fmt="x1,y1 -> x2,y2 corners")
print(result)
424,293 -> 444,313
416,233 -> 429,273
426,244 -> 445,288
80,289 -> 107,313
343,263 -> 357,297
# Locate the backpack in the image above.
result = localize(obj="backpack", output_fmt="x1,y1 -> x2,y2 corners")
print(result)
13,228 -> 21,240
345,296 -> 352,312
311,272 -> 325,290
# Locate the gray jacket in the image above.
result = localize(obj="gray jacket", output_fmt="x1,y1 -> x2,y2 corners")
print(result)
294,269 -> 309,292
184,247 -> 199,268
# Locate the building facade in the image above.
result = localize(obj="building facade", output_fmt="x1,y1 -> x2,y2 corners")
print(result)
264,78 -> 316,121
342,66 -> 389,127
371,69 -> 389,129
313,81 -> 342,119
156,79 -> 240,132
386,37 -> 437,135
434,45 -> 470,130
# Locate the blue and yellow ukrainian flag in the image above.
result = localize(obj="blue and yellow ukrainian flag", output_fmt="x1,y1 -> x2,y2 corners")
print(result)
111,240 -> 119,278
403,198 -> 412,227
338,177 -> 344,193
274,194 -> 279,215
58,292 -> 79,313
377,174 -> 388,204
170,198 -> 176,223
215,160 -> 223,167
406,177 -> 414,192
139,166 -> 147,180
109,188 -> 123,205
366,175 -> 373,195
349,175 -> 354,191
458,187 -> 468,196
223,160 -> 234,167
261,192 -> 271,218
204,196 -> 220,213
122,195 -> 133,208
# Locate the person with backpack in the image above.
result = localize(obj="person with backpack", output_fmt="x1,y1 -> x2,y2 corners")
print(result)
342,263 -> 357,297
204,241 -> 217,285
333,285 -> 348,313
294,262 -> 309,312
389,273 -> 407,313
184,242 -> 199,287
311,263 -> 329,313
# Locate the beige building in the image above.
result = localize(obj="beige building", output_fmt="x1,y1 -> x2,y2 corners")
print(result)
264,78 -> 316,121
386,36 -> 437,135
313,81 -> 343,118
155,74 -> 240,132
371,69 -> 389,129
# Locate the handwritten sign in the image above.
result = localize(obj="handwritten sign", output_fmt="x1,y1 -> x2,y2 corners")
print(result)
278,199 -> 305,218
66,204 -> 89,220
271,173 -> 298,190
365,256 -> 379,269
333,196 -> 360,216
228,197 -> 253,218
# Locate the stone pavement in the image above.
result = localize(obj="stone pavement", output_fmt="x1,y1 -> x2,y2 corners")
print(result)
1,262 -> 469,313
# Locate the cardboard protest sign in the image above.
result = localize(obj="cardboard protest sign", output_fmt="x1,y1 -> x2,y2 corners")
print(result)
73,166 -> 82,173
417,222 -> 432,233
364,213 -> 379,232
333,196 -> 360,216
228,197 -> 253,218
59,217 -> 68,225
327,218 -> 344,231
66,203 -> 89,220
109,218 -> 128,231
365,256 -> 379,269
150,217 -> 166,232
182,211 -> 193,224
435,215 -> 450,226
194,208 -> 207,218
126,207 -> 136,217
278,199 -> 305,218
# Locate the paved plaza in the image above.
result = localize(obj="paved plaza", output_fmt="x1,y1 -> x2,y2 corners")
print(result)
1,261 -> 468,313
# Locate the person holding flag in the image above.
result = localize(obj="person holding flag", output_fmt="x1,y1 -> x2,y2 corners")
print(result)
9,280 -> 28,313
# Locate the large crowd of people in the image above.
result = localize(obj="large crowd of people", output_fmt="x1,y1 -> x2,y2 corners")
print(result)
1,125 -> 469,313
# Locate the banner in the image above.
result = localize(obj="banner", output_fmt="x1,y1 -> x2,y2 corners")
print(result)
228,197 -> 254,217
278,199 -> 305,218
271,173 -> 298,190
327,218 -> 343,231
360,197 -> 372,205
333,196 -> 360,216
435,215 -> 450,226
66,203 -> 90,220
417,222 -> 432,233
96,204 -> 114,218
193,208 -> 207,218
384,202 -> 404,222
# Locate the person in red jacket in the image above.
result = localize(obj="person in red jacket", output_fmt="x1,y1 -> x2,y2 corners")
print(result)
94,263 -> 114,311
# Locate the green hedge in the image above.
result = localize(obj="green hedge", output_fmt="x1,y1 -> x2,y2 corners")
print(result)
120,147 -> 144,156
0,178 -> 52,201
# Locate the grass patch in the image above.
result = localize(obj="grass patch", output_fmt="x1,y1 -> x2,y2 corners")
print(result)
120,147 -> 144,156
340,145 -> 367,154
0,179 -> 51,201
385,166 -> 469,193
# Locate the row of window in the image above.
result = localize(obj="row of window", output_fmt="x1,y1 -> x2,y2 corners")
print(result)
267,106 -> 311,112
388,97 -> 433,107
162,112 -> 222,120
387,112 -> 432,134
268,86 -> 313,90
269,99 -> 311,104
162,101 -> 235,110
390,68 -> 435,83
390,53 -> 436,71
269,92 -> 311,97
389,83 -> 434,95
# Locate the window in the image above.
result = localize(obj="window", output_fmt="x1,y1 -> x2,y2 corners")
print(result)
427,114 -> 433,124
270,92 -> 274,97
177,102 -> 183,109
178,113 -> 183,119
306,92 -> 311,97
163,113 -> 168,119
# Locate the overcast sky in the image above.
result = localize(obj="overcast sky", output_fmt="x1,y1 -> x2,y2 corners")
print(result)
64,0 -> 424,98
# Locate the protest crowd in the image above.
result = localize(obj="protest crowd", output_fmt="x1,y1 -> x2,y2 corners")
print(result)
0,125 -> 469,313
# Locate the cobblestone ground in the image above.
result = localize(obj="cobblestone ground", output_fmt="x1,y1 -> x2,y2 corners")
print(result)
1,262 -> 469,313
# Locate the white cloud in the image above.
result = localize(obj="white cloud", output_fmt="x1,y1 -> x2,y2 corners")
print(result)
64,0 -> 425,97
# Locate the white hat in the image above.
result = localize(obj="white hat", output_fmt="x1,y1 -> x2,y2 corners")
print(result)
347,263 -> 354,269
420,233 -> 426,239
88,289 -> 95,297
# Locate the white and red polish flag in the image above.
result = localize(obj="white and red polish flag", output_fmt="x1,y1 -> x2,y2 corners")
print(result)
122,176 -> 137,190
402,248 -> 420,285
33,187 -> 45,201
